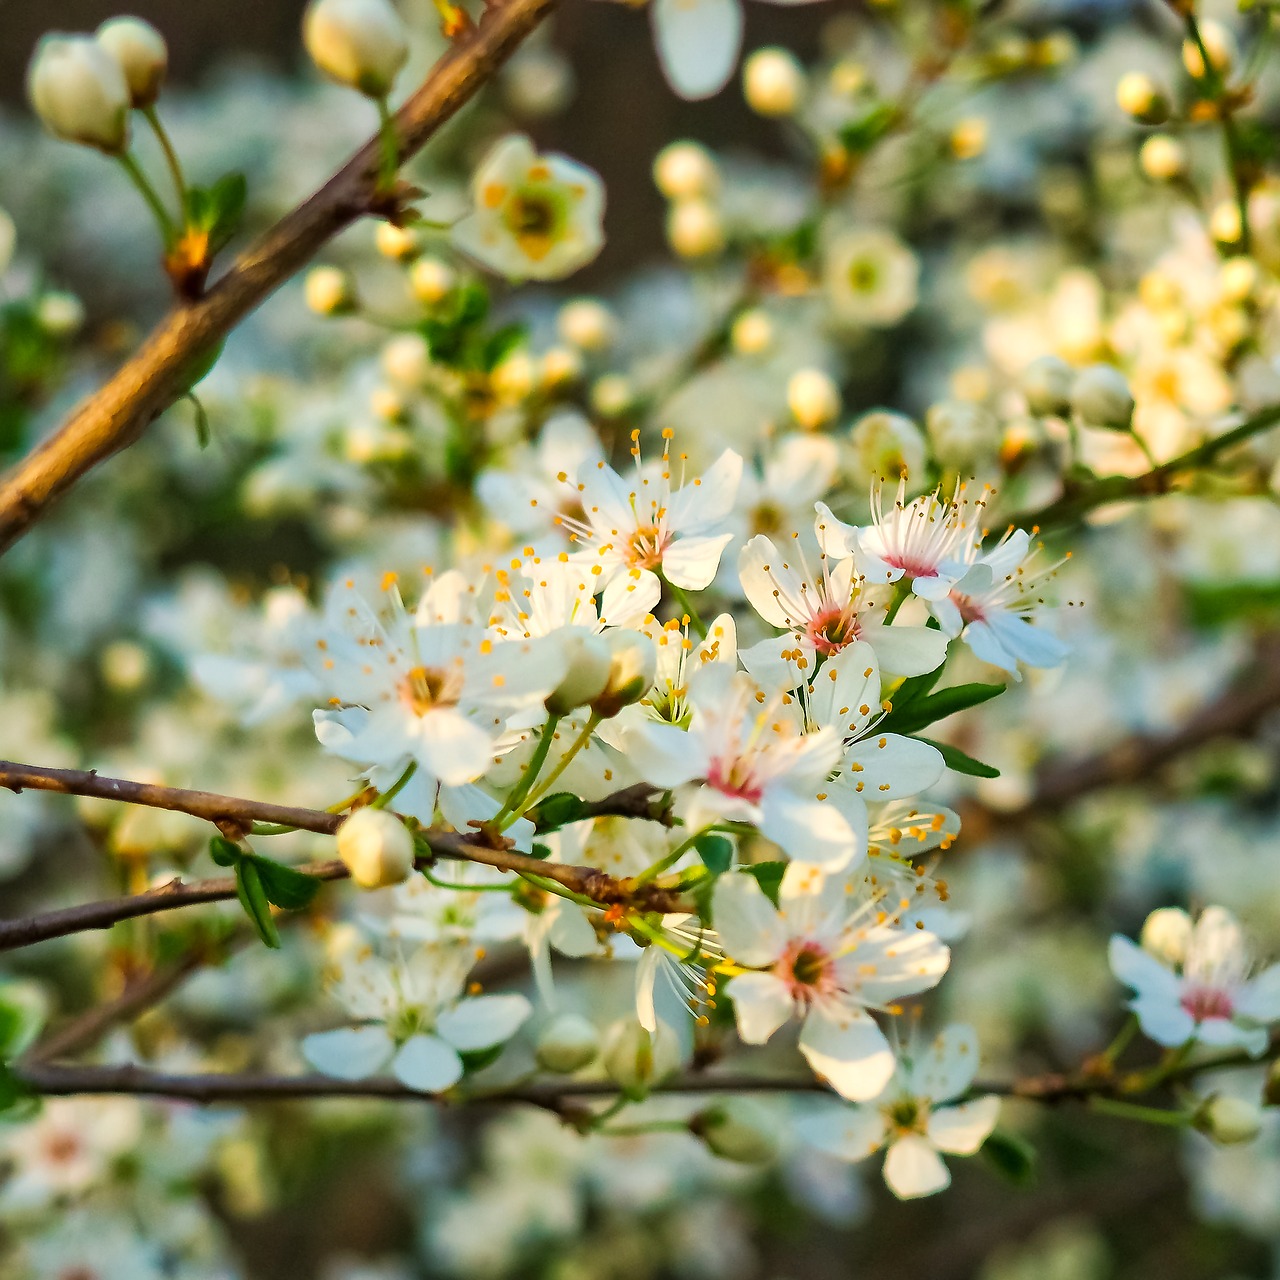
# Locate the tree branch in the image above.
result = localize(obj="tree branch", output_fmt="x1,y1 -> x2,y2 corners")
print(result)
0,0 -> 556,555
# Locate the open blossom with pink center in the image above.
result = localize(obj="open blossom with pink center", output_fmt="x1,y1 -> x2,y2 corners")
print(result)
1109,906 -> 1280,1055
737,516 -> 948,688
928,526 -> 1070,678
557,429 -> 742,606
624,660 -> 857,869
713,864 -> 950,1100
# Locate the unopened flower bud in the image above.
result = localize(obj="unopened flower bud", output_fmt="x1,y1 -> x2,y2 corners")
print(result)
375,220 -> 420,261
601,1017 -> 680,1099
1070,364 -> 1134,430
590,374 -> 634,418
1210,200 -> 1243,247
1182,20 -> 1235,81
1115,71 -> 1167,124
36,291 -> 86,337
96,17 -> 168,108
535,1012 -> 600,1073
787,368 -> 841,430
1137,135 -> 1186,183
849,410 -> 925,482
381,333 -> 431,387
667,199 -> 725,260
27,34 -> 132,154
1195,1093 -> 1262,1145
305,265 -> 356,316
557,298 -> 615,353
1220,257 -> 1260,304
730,309 -> 773,356
591,631 -> 657,719
336,807 -> 415,889
546,631 -> 613,716
694,1097 -> 779,1163
1140,907 -> 1192,968
540,345 -> 584,393
926,399 -> 999,468
410,257 -> 456,306
303,0 -> 409,98
653,141 -> 718,201
743,47 -> 805,118
1020,354 -> 1074,416
490,350 -> 536,403
950,117 -> 988,161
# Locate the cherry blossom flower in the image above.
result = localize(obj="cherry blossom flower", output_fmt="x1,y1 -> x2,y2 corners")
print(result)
795,1024 -> 1000,1198
1110,906 -> 1280,1055
713,864 -> 950,1099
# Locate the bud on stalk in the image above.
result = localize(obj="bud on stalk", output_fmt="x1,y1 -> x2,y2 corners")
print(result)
336,807 -> 415,889
28,34 -> 132,154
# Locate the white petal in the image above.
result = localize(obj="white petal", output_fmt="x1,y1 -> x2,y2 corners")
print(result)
549,903 -> 601,958
651,0 -> 743,99
926,1096 -> 1000,1155
600,570 -> 662,628
842,733 -> 944,799
436,994 -> 532,1051
905,1023 -> 981,1103
728,971 -> 795,1043
663,532 -> 735,590
392,1034 -> 464,1093
759,788 -> 858,870
794,1104 -> 888,1163
799,1007 -> 895,1101
1108,935 -> 1181,1003
882,1135 -> 951,1199
1237,964 -> 1280,1022
302,1026 -> 395,1080
713,872 -> 786,965
625,720 -> 708,789
415,709 -> 494,787
1130,994 -> 1196,1047
857,623 -> 949,677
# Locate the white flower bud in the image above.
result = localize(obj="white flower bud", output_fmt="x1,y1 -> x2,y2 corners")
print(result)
1140,135 -> 1187,182
1070,364 -> 1134,430
1182,20 -> 1235,81
730,309 -> 773,356
100,639 -> 151,692
336,807 -> 415,889
667,199 -> 725,260
36,291 -> 86,337
1220,257 -> 1259,304
375,220 -> 420,261
1020,354 -> 1074,416
557,298 -> 616,353
540,345 -> 584,393
1115,71 -> 1167,124
1210,200 -> 1243,247
490,350 -> 536,403
591,631 -> 658,719
370,386 -> 407,422
696,1097 -> 779,1164
1195,1093 -> 1262,1146
303,0 -> 409,98
787,368 -> 841,430
410,257 -> 456,306
96,17 -> 168,108
305,265 -> 356,316
545,631 -> 613,716
1140,907 -> 1192,968
535,1012 -> 600,1073
381,333 -> 431,387
849,410 -> 926,482
27,34 -> 132,154
926,399 -> 999,468
601,1017 -> 681,1098
590,374 -> 634,418
653,141 -> 718,200
743,47 -> 805,118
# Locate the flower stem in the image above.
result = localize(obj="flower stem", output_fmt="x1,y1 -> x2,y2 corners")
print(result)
371,761 -> 417,810
522,714 -> 601,812
375,96 -> 400,196
662,577 -> 707,639
495,716 -> 560,830
1087,1096 -> 1191,1128
142,105 -> 188,208
117,151 -> 176,247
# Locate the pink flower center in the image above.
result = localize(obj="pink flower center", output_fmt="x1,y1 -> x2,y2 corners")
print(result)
707,756 -> 763,805
805,605 -> 858,656
1181,985 -> 1235,1022
774,939 -> 837,1004
950,591 -> 986,624
887,553 -> 939,578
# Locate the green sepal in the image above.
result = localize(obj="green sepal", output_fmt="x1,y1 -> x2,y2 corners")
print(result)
184,172 -> 247,257
694,833 -> 733,876
245,854 -> 322,911
235,858 -> 281,949
528,792 -> 587,832
980,1128 -> 1037,1186
742,861 -> 787,908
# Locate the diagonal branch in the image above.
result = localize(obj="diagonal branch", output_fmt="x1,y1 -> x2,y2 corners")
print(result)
0,0 -> 556,555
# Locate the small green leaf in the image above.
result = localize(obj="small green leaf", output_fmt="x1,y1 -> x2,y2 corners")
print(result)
918,737 -> 1001,778
530,843 -> 552,860
236,859 -> 281,949
694,833 -> 733,876
247,854 -> 321,911
0,982 -> 46,1059
981,1128 -> 1037,1187
209,835 -> 241,867
743,861 -> 787,907
459,1043 -> 505,1074
184,172 -> 246,255
482,323 -> 527,372
880,682 -> 1005,736
0,1064 -> 36,1118
529,792 -> 587,832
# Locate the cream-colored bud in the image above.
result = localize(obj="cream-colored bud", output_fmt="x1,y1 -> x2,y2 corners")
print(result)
490,350 -> 536,403
1182,20 -> 1235,81
667,199 -> 725,259
557,298 -> 616,353
535,1012 -> 600,1073
409,257 -> 456,305
1220,257 -> 1260,304
546,631 -> 613,716
743,47 -> 805,118
96,17 -> 168,108
1070,364 -> 1134,430
1140,907 -> 1192,968
375,220 -> 420,261
1020,354 -> 1074,416
336,807 -> 415,889
1211,200 -> 1244,246
1195,1093 -> 1262,1145
36,291 -> 85,337
601,1018 -> 681,1099
950,117 -> 988,161
696,1098 -> 779,1163
849,410 -> 926,482
100,640 -> 151,692
540,345 -> 584,392
303,0 -> 409,98
305,265 -> 356,316
1115,71 -> 1167,124
591,631 -> 657,719
381,333 -> 431,387
730,309 -> 773,356
653,141 -> 718,200
787,368 -> 841,430
370,386 -> 407,421
590,374 -> 634,418
1139,135 -> 1187,182
27,34 -> 132,154
926,399 -> 999,467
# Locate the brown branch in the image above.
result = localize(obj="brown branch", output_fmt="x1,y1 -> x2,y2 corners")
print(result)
0,0 -> 556,555
0,761 -> 686,951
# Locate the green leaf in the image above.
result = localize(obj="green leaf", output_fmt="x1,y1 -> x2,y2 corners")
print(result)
886,662 -> 947,714
235,859 -> 281,949
694,833 -> 733,876
981,1128 -> 1037,1187
880,682 -> 1006,736
247,854 -> 321,911
209,835 -> 241,867
0,1064 -> 36,1119
185,172 -> 246,255
918,737 -> 1001,779
530,843 -> 552,860
743,861 -> 787,908
529,792 -> 587,832
0,982 -> 47,1059
482,323 -> 527,372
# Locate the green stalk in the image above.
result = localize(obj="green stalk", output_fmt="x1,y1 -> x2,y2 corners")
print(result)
494,716 -> 561,830
117,151 -> 176,246
142,105 -> 188,208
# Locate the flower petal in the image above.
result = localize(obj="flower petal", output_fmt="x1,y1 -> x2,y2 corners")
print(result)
926,1096 -> 1001,1155
392,1034 -> 464,1093
883,1134 -> 951,1199
436,994 -> 532,1051
794,1103 -> 889,1163
727,971 -> 795,1043
302,1026 -> 394,1080
651,0 -> 744,101
799,1006 -> 895,1101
